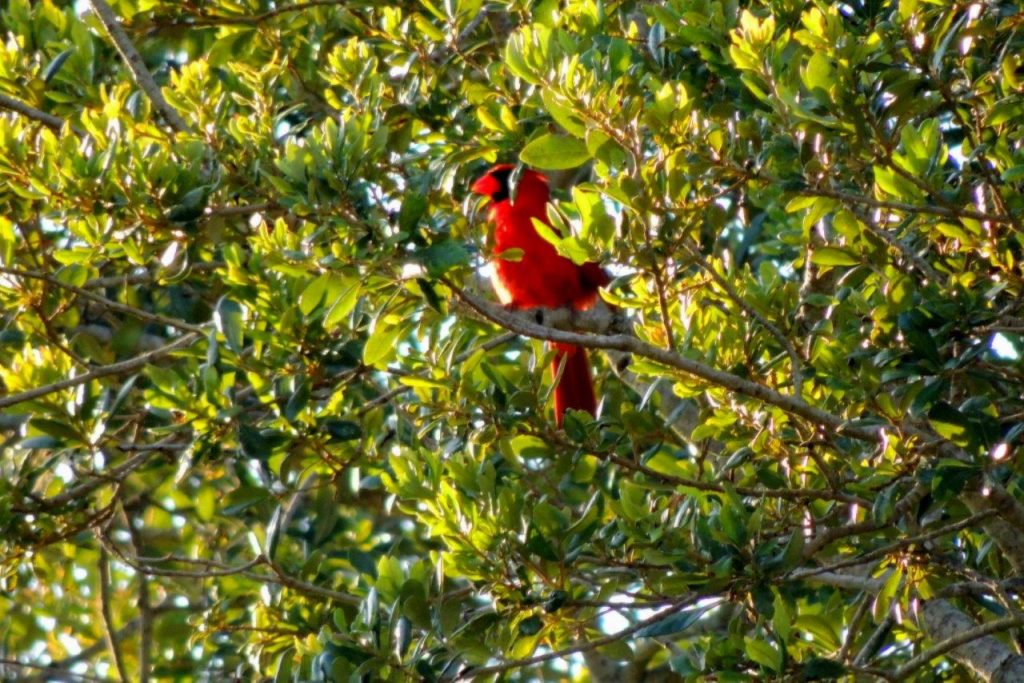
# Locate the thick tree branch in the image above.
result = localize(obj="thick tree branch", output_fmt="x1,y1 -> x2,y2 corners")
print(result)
443,277 -> 882,443
901,600 -> 1024,681
88,0 -> 191,133
0,92 -> 85,136
799,570 -> 886,593
962,491 -> 1024,572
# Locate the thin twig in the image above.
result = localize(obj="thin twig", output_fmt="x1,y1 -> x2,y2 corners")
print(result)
98,538 -> 362,607
0,660 -> 107,683
83,261 -> 224,289
0,332 -> 201,410
604,451 -> 868,505
839,595 -> 874,664
847,207 -> 943,284
457,598 -> 695,679
358,331 -> 518,414
98,550 -> 130,682
126,524 -> 152,683
804,520 -> 884,558
205,202 -> 275,217
791,509 -> 998,579
13,438 -> 183,514
171,0 -> 347,26
0,266 -> 206,333
682,238 -> 805,395
797,185 -> 1014,225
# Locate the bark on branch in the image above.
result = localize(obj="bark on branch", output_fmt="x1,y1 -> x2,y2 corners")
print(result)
88,0 -> 191,133
443,277 -> 883,443
0,92 -> 85,136
904,599 -> 1024,681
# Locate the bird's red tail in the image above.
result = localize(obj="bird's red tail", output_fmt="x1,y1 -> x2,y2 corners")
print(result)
551,343 -> 597,425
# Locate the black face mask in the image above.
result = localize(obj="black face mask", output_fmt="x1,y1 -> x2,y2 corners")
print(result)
488,167 -> 513,202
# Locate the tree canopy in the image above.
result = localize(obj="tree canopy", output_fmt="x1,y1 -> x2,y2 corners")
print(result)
2,0 -> 1023,681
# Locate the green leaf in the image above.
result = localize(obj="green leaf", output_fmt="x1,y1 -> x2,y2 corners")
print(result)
399,192 -> 428,233
541,89 -> 586,137
42,48 -> 74,83
811,247 -> 859,267
872,569 -> 902,623
215,297 -> 245,353
518,615 -> 542,635
520,133 -> 591,170
363,321 -> 404,368
802,52 -> 833,96
800,658 -> 847,681
238,425 -> 288,460
323,276 -> 362,330
495,247 -> 524,262
299,274 -> 330,316
874,166 -> 921,199
744,637 -> 782,672
1001,165 -> 1024,183
416,241 -> 470,277
508,435 -> 550,459
284,379 -> 310,421
635,609 -> 703,638
323,418 -> 362,442
504,29 -> 537,84
223,485 -> 269,515
793,616 -> 840,651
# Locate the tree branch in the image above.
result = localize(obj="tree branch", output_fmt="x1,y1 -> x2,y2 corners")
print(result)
457,598 -> 697,680
797,185 -> 1016,225
126,523 -> 152,683
0,92 -> 85,136
98,550 -> 130,682
0,332 -> 201,410
791,509 -> 998,579
442,276 -> 882,443
681,238 -> 806,395
358,331 -> 517,414
88,0 -> 191,133
0,660 -> 106,683
962,491 -> 1024,572
899,600 -> 1024,681
0,266 -> 206,333
14,437 -> 184,514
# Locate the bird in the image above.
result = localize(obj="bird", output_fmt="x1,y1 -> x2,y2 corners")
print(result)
471,164 -> 609,425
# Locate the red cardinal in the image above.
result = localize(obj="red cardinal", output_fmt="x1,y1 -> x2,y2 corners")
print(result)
471,164 -> 609,425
